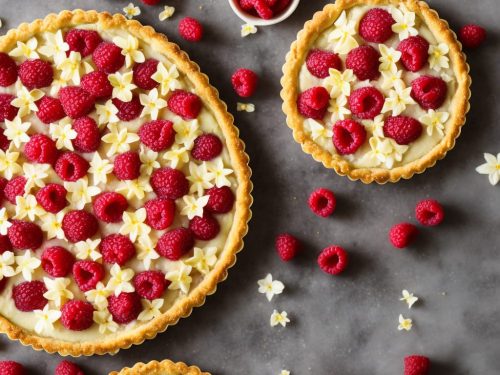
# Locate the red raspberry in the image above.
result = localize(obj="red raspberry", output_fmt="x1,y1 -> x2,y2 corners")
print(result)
297,86 -> 329,120
275,233 -> 301,261
113,151 -> 141,181
348,86 -> 384,119
167,90 -> 202,120
333,119 -> 367,155
206,186 -> 235,214
0,94 -> 18,122
62,210 -> 99,243
24,134 -> 58,164
92,42 -> 125,73
389,222 -> 419,249
253,0 -> 274,19
156,227 -> 194,260
191,134 -> 223,161
0,234 -> 12,253
318,246 -> 348,275
55,152 -> 89,181
41,246 -> 75,277
305,49 -> 342,79
81,71 -> 112,99
112,95 -> 143,122
415,199 -> 444,227
410,75 -> 447,110
12,280 -> 47,312
359,8 -> 395,43
133,59 -> 159,90
239,0 -> 255,11
133,270 -> 167,300
100,234 -> 136,265
59,86 -> 96,119
346,45 -> 381,81
273,0 -> 291,13
108,292 -> 141,324
65,29 -> 102,57
36,96 -> 65,124
459,24 -> 486,49
138,119 -> 175,152
4,177 -> 27,204
189,213 -> 220,241
93,192 -> 128,223
18,59 -> 53,89
0,177 -> 7,202
231,68 -> 258,98
0,53 -> 18,87
141,0 -> 160,4
8,220 -> 43,250
383,116 -> 422,145
55,360 -> 85,375
144,198 -> 175,230
404,355 -> 430,375
178,17 -> 204,42
0,361 -> 25,375
61,300 -> 94,331
308,188 -> 336,217
0,129 -> 9,151
72,116 -> 100,153
35,183 -> 67,213
397,36 -> 429,72
150,167 -> 189,200
72,260 -> 105,292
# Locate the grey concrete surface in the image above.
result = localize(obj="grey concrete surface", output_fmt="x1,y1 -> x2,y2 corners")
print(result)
0,0 -> 498,374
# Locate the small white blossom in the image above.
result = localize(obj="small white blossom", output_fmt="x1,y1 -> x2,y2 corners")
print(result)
257,274 -> 284,302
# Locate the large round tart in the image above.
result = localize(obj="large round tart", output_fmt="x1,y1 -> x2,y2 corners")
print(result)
110,359 -> 210,375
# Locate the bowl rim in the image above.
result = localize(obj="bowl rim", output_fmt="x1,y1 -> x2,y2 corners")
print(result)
227,0 -> 301,26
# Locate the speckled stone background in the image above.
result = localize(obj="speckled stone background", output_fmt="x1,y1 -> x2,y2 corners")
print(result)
0,0 -> 498,374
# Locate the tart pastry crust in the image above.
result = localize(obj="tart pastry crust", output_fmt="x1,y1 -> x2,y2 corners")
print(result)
109,359 -> 210,375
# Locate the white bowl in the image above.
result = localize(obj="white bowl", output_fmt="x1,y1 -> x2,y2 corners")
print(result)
228,0 -> 300,26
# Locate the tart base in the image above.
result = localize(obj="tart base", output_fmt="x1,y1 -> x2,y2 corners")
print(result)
109,359 -> 210,375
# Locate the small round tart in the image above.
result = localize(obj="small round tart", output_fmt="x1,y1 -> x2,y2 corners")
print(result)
281,0 -> 471,183
0,10 -> 252,355
109,359 -> 210,375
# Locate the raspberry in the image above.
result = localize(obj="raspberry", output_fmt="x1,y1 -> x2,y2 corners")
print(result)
231,68 -> 258,98
275,233 -> 301,261
81,71 -> 112,99
72,260 -> 105,292
0,177 -> 6,202
18,59 -> 53,89
239,0 -> 255,11
0,361 -> 25,375
133,270 -> 167,300
191,134 -> 223,161
35,96 -> 65,124
138,119 -> 175,152
150,167 -> 189,200
404,355 -> 430,375
93,192 -> 128,223
459,24 -> 486,49
317,246 -> 348,275
55,152 -> 90,181
348,86 -> 384,119
253,0 -> 274,19
12,280 -> 47,312
346,45 -> 381,81
389,222 -> 419,249
8,220 -> 43,250
333,119 -> 367,155
113,151 -> 141,180
397,36 -> 429,72
305,49 -> 342,79
35,183 -> 67,213
100,234 -> 136,265
273,0 -> 291,13
72,116 -> 100,152
297,86 -> 329,120
112,95 -> 143,122
156,227 -> 194,260
383,116 -> 422,145
0,129 -> 9,151
206,186 -> 235,214
55,360 -> 85,375
59,86 -> 96,119
141,0 -> 160,4
41,246 -> 75,277
4,176 -> 27,204
410,76 -> 447,110
167,90 -> 202,120
65,29 -> 102,57
108,292 -> 141,324
178,17 -> 204,42
133,59 -> 159,90
61,300 -> 94,331
0,94 -> 18,122
0,234 -> 12,253
92,42 -> 125,73
144,198 -> 176,230
189,213 -> 220,241
415,199 -> 444,226
0,53 -> 18,87
62,210 -> 99,243
359,8 -> 395,43
308,188 -> 336,217
24,134 -> 58,164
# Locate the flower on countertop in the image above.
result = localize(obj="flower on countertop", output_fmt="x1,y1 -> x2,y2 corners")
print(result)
173,119 -> 201,149
187,162 -> 215,197
15,250 -> 41,281
0,208 -> 12,235
207,158 -> 233,188
106,264 -> 135,296
137,236 -> 159,270
378,44 -> 401,72
0,149 -> 22,180
400,290 -> 419,309
328,11 -> 358,54
166,263 -> 193,294
89,152 -> 114,185
270,310 -> 290,327
0,251 -> 16,280
43,277 -> 74,308
381,81 -> 415,116
391,4 -> 418,40
49,117 -> 77,151
120,208 -> 151,243
85,282 -> 111,310
33,305 -> 61,335
9,37 -> 39,59
237,102 -> 255,112
93,310 -> 119,334
96,99 -> 119,126
476,153 -> 500,186
185,247 -> 218,275
257,274 -> 284,302
280,371 -> 291,375
241,23 -> 258,38
323,68 -> 355,99
74,238 -> 102,261
11,83 -> 44,117
4,116 -> 31,148
123,2 -> 141,19
64,177 -> 101,210
152,62 -> 181,96
102,123 -> 140,156
428,43 -> 450,72
419,110 -> 449,137
398,314 -> 413,331
39,30 -> 70,65
140,88 -> 167,120
41,211 -> 66,240
138,298 -> 164,321
116,176 -> 152,200
163,145 -> 190,169
113,35 -> 145,68
23,163 -> 51,192
108,71 -> 137,102
180,195 -> 209,220
159,6 -> 175,21
14,195 -> 45,221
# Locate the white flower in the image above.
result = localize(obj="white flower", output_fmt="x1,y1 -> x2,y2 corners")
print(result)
96,99 -> 119,126
362,114 -> 385,138
367,136 -> 408,169
108,71 -> 137,102
93,310 -> 119,334
327,95 -> 350,121
107,264 -> 135,296
85,282 -> 111,310
381,81 -> 415,116
280,371 -> 291,375
429,43 -> 450,71
120,208 -> 151,243
0,208 -> 12,235
241,23 -> 258,37
39,30 -> 70,65
4,116 -> 30,148
159,5 -> 175,21
180,195 -> 209,220
378,44 -> 402,72
187,162 -> 214,196
113,35 -> 145,68
207,158 -> 233,188
74,238 -> 102,261
0,149 -> 21,179
11,84 -> 44,117
391,5 -> 418,40
89,152 -> 114,185
419,110 -> 449,137
102,123 -> 140,156
398,314 -> 413,331
15,250 -> 41,281
400,290 -> 419,309
476,153 -> 500,186
173,119 -> 201,149
185,247 -> 217,275
151,62 -> 181,96
323,68 -> 355,99
57,51 -> 85,85
9,37 -> 39,59
14,195 -> 45,221
0,251 -> 16,280
163,145 -> 190,169
306,119 -> 333,144
138,298 -> 164,321
166,263 -> 193,294
49,117 -> 77,151
123,2 -> 141,19
64,177 -> 101,210
33,305 -> 61,334
257,274 -> 284,302
50,72 -> 70,96
23,163 -> 50,191
116,176 -> 152,200
270,310 -> 290,327
139,147 -> 160,176
137,236 -> 159,270
237,102 -> 255,112
381,69 -> 404,90
139,88 -> 167,120
43,277 -> 74,307
41,211 -> 66,240
327,11 -> 358,54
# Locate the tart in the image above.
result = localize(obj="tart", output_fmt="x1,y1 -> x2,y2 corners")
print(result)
0,10 -> 252,355
109,359 -> 210,375
281,0 -> 471,183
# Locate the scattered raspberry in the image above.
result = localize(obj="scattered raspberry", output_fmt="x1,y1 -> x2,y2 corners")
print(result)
4,176 -> 27,204
113,151 -> 141,180
141,0 -> 160,5
308,188 -> 336,218
133,270 -> 168,300
41,246 -> 75,277
72,260 -> 105,292
415,199 -> 444,227
397,36 -> 429,72
0,361 -> 25,375
59,86 -> 96,119
36,96 -> 66,124
24,134 -> 58,164
93,192 -> 128,223
297,86 -> 329,120
100,234 -> 136,265
65,29 -> 103,57
404,355 -> 430,375
144,198 -> 176,230
333,119 -> 367,155
35,183 -> 68,213
12,280 -> 47,312
108,292 -> 142,324
359,8 -> 395,43
62,210 -> 99,243
231,68 -> 258,98
305,49 -> 342,79
410,75 -> 447,110
156,227 -> 194,260
167,89 -> 202,120
0,234 -> 12,253
138,119 -> 175,152
318,246 -> 348,275
0,94 -> 18,122
61,300 -> 94,331
389,222 -> 419,249
18,59 -> 53,89
150,167 -> 189,200
72,116 -> 101,152
7,220 -> 43,250
178,17 -> 204,42
348,86 -> 384,119
81,71 -> 112,99
112,95 -> 143,122
133,59 -> 159,90
55,360 -> 85,375
346,45 -> 381,81
92,42 -> 125,73
189,213 -> 220,241
459,24 -> 486,49
55,152 -> 90,181
0,53 -> 18,87
206,186 -> 235,214
253,0 -> 274,19
383,116 -> 422,145
275,233 -> 301,261
191,134 -> 223,161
